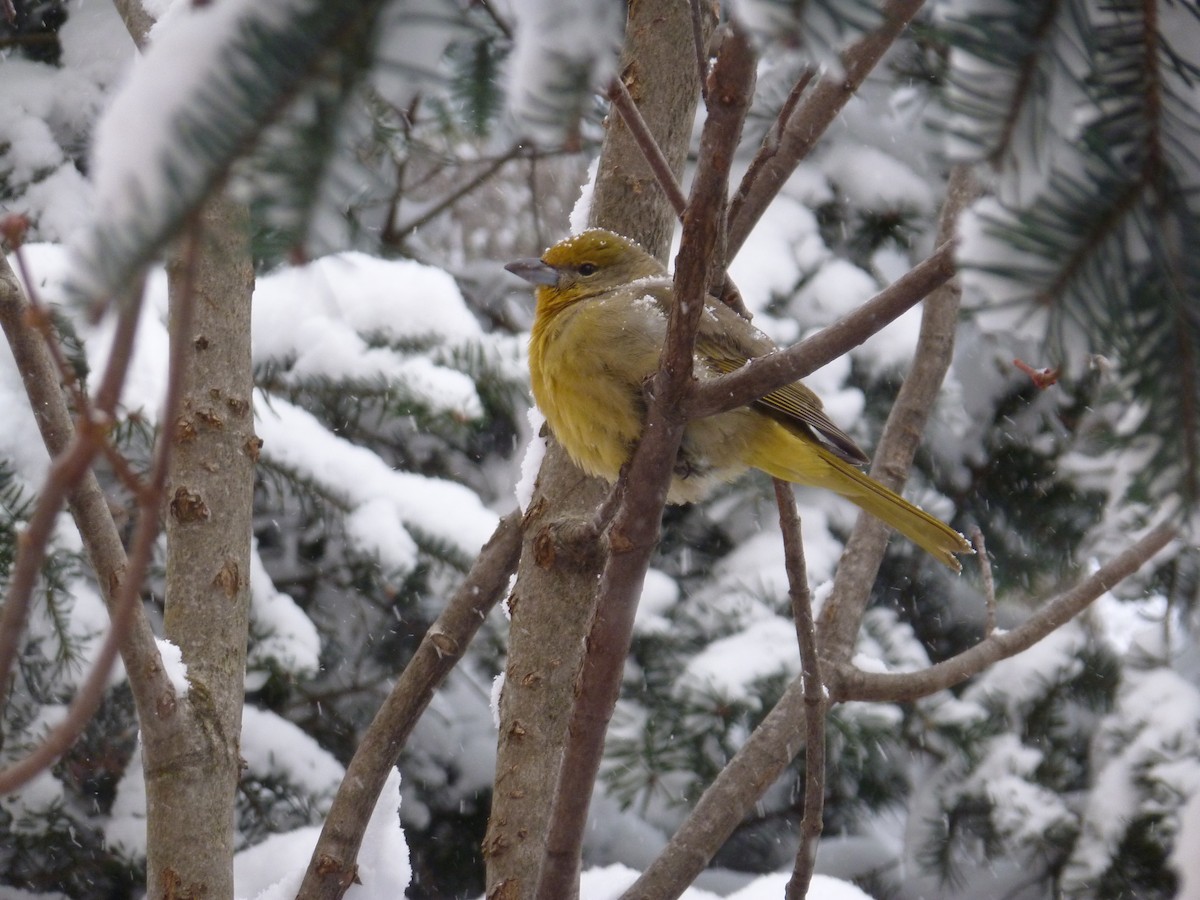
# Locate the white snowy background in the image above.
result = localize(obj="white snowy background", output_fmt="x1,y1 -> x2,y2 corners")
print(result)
1,0 -> 1197,898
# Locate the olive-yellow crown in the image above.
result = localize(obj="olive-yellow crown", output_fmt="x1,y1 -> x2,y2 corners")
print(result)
537,229 -> 665,296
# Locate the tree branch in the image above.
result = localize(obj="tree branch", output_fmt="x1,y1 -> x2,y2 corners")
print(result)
622,165 -> 976,900
830,523 -> 1178,702
685,240 -> 957,422
606,77 -> 688,218
535,26 -> 755,900
298,510 -> 523,900
0,251 -> 168,747
484,4 -> 713,894
773,482 -> 827,900
726,0 -> 926,259
818,166 -> 978,658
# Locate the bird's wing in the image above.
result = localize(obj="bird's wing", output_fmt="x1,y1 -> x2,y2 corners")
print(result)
703,348 -> 869,465
696,300 -> 869,465
640,287 -> 869,465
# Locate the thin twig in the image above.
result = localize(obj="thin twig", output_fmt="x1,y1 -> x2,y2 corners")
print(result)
387,143 -> 525,242
296,510 -> 523,900
0,225 -> 198,793
689,0 -> 710,104
621,163 -> 976,900
728,67 -> 814,230
0,264 -> 146,714
607,74 -> 752,319
971,526 -> 996,636
772,481 -> 827,900
13,244 -> 147,497
687,240 -> 957,422
606,77 -> 688,217
0,251 -> 166,720
818,166 -> 978,657
619,522 -> 1176,900
0,432 -> 167,793
535,25 -> 756,900
0,436 -> 111,715
831,523 -> 1178,702
726,0 -> 925,259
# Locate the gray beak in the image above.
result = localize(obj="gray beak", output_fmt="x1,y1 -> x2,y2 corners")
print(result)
505,258 -> 559,287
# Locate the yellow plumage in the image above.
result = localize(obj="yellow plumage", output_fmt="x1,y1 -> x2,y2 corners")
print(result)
508,229 -> 971,572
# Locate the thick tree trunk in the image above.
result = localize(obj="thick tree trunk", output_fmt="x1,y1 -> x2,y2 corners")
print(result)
483,2 -> 711,898
143,196 -> 255,899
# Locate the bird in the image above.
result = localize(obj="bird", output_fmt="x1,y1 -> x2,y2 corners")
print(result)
506,228 -> 971,571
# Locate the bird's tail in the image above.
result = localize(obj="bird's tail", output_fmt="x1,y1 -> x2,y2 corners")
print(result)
747,426 -> 972,572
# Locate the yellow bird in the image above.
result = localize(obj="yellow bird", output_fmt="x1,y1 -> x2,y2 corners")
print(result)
507,229 -> 971,571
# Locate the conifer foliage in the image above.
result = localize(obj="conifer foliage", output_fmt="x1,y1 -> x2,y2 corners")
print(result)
0,0 -> 1196,898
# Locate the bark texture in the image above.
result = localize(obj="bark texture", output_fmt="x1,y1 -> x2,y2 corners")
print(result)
483,2 -> 712,897
145,196 -> 255,899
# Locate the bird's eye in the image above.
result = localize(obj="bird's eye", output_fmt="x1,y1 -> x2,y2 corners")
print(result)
578,263 -> 598,276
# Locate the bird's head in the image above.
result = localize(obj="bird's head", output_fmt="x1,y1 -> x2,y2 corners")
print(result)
505,229 -> 666,306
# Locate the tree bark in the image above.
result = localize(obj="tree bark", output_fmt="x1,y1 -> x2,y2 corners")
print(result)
144,196 -> 255,899
483,2 -> 711,898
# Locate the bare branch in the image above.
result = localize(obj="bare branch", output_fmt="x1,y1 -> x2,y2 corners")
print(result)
728,67 -> 814,230
686,240 -> 957,422
485,4 -> 713,893
387,144 -> 525,244
689,0 -> 709,104
830,523 -> 1178,702
0,236 -> 186,792
0,418 -> 171,792
726,0 -> 926,259
971,526 -> 997,636
606,77 -> 688,217
622,679 -> 810,899
0,254 -> 164,724
623,166 -> 977,900
818,166 -> 978,658
297,511 -> 523,900
606,74 -> 752,319
535,26 -> 756,900
773,482 -> 827,900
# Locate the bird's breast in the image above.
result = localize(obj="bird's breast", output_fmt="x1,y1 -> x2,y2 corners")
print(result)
530,297 -> 665,481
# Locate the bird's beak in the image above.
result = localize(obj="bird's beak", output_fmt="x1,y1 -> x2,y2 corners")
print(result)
505,258 -> 559,287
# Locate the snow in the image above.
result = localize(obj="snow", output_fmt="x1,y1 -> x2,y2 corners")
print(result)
966,622 -> 1088,717
490,672 -> 505,728
506,0 -> 621,141
792,258 -> 924,372
0,1 -> 132,244
575,864 -> 873,900
728,194 -> 822,316
820,145 -> 936,215
254,252 -> 483,350
679,617 -> 800,706
973,736 -> 1073,844
74,0 -> 291,294
247,543 -> 321,681
1064,667 -> 1200,889
569,157 -> 600,233
253,392 -> 497,561
240,706 -> 344,801
105,745 -> 148,859
634,568 -> 681,636
234,768 -> 410,900
515,406 -> 548,511
0,769 -> 63,833
1175,791 -> 1200,900
344,498 -> 421,574
253,252 -> 485,419
0,314 -> 53,485
154,638 -> 189,696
